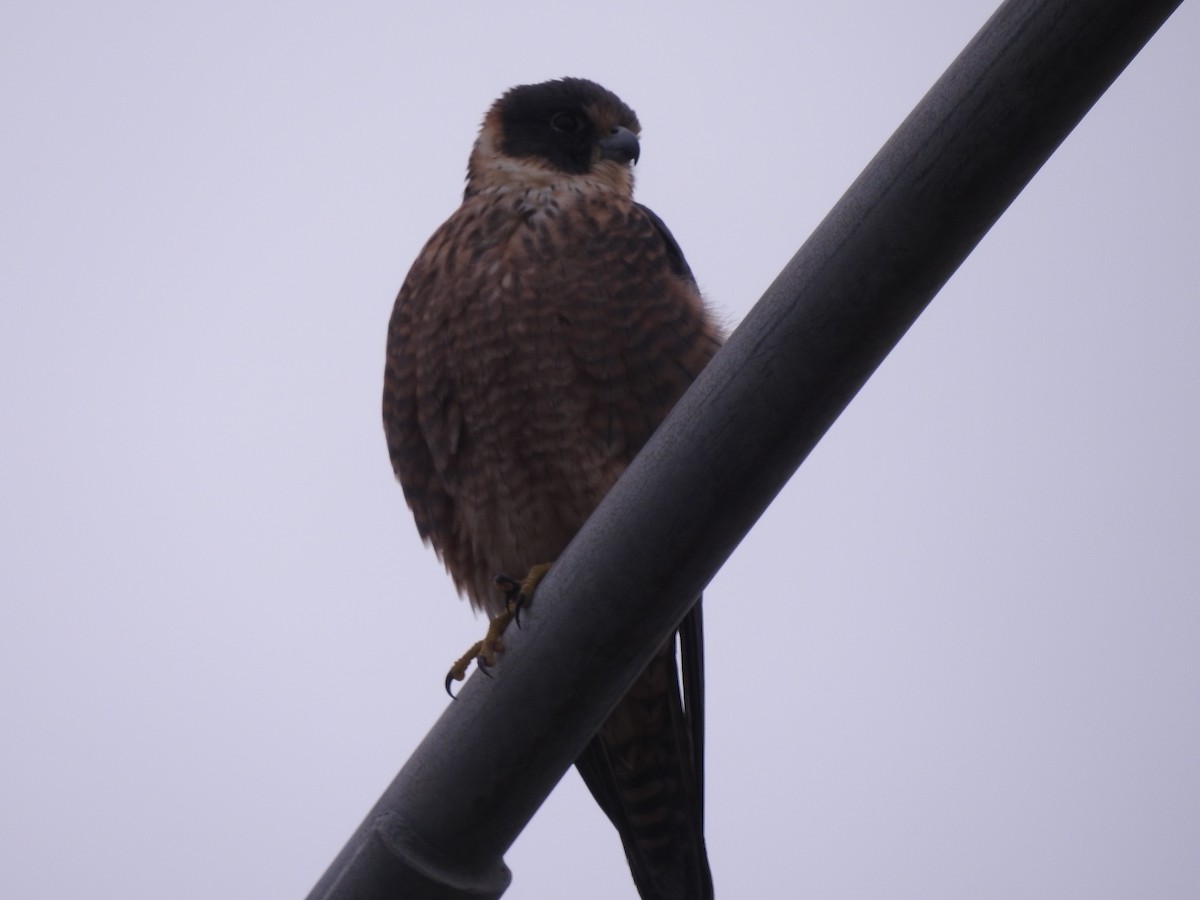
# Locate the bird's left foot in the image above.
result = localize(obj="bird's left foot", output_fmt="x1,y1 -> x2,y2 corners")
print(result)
494,562 -> 551,628
443,562 -> 552,697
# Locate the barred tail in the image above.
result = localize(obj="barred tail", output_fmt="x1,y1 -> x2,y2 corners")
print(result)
575,602 -> 712,899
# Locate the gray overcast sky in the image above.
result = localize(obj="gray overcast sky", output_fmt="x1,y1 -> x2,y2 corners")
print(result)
2,2 -> 1198,898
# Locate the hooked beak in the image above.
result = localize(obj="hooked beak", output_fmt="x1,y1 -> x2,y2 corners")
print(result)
598,126 -> 640,165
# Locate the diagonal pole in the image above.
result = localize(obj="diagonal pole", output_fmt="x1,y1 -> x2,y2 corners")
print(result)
309,0 -> 1186,896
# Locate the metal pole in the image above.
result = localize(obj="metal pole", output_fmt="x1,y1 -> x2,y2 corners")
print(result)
309,0 -> 1186,896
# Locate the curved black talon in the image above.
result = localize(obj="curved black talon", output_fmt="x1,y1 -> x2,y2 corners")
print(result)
445,672 -> 459,699
494,574 -> 525,628
477,656 -> 494,678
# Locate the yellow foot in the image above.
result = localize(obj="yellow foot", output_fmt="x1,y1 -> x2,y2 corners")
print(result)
444,609 -> 512,696
443,562 -> 553,698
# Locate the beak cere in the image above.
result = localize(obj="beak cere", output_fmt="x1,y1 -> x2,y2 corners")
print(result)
598,126 -> 641,165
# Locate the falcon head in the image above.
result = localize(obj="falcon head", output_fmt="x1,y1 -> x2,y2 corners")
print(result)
466,78 -> 642,198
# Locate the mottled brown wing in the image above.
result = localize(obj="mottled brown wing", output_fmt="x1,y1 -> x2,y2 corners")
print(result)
565,204 -> 715,900
381,217 -> 460,555
564,201 -> 716,464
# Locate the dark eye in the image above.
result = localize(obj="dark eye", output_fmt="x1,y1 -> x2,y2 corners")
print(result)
550,111 -> 585,134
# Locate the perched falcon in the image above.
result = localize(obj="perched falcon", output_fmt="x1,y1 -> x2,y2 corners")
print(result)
383,77 -> 721,900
